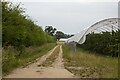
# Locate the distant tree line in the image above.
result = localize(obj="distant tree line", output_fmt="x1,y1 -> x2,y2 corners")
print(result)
2,2 -> 55,54
45,26 -> 74,40
77,30 -> 120,57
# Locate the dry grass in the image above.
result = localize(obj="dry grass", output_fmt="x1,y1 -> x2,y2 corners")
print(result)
63,45 -> 118,78
41,45 -> 60,67
2,43 -> 56,75
56,41 -> 65,45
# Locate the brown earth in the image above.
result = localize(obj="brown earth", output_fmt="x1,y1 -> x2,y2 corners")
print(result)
4,45 -> 75,78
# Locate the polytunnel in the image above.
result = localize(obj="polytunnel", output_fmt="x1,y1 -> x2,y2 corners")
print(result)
67,18 -> 120,44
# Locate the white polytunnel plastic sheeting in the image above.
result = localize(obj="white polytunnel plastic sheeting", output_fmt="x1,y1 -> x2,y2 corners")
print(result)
67,18 -> 120,44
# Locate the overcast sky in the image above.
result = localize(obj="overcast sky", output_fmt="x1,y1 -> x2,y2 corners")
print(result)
12,1 -> 118,34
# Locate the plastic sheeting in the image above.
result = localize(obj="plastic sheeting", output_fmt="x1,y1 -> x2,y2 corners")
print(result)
67,18 -> 120,44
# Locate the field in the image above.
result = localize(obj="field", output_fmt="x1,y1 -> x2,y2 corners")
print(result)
63,45 -> 118,78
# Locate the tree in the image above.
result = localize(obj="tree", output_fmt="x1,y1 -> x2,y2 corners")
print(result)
78,30 -> 120,57
55,31 -> 64,40
2,1 -> 55,49
45,26 -> 56,36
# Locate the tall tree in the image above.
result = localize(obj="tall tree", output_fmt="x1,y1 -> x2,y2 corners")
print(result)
55,31 -> 64,40
45,26 -> 56,36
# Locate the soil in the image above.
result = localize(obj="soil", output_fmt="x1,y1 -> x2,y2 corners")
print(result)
4,45 -> 75,78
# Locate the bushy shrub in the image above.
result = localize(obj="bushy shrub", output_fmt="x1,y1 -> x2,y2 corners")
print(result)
78,30 -> 119,57
2,2 -> 55,50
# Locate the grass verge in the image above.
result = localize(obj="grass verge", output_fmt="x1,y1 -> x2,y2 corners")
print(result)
41,45 -> 60,67
2,43 -> 56,75
62,44 -> 118,78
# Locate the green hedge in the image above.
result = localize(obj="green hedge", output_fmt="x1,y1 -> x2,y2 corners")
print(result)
78,30 -> 120,57
2,2 -> 55,48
